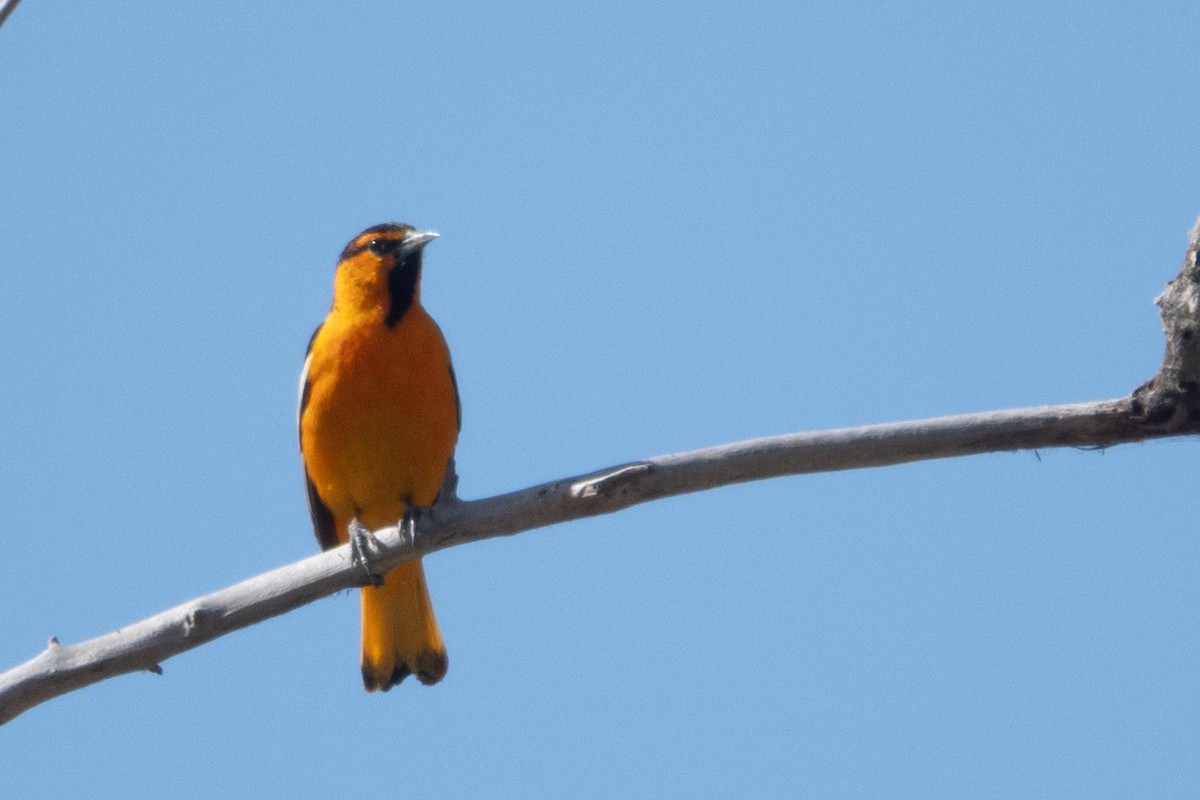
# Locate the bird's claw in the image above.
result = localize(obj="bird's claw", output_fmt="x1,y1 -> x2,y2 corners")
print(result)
348,519 -> 384,587
399,506 -> 422,551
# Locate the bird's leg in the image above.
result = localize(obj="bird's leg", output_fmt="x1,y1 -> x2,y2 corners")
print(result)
348,517 -> 384,587
437,457 -> 460,505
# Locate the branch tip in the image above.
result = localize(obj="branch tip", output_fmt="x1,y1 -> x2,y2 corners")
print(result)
0,0 -> 23,33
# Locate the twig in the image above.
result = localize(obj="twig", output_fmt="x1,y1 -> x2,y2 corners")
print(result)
0,0 -> 23,33
1,217 -> 1197,725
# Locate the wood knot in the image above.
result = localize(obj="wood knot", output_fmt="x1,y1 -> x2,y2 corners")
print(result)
570,463 -> 654,500
184,606 -> 218,637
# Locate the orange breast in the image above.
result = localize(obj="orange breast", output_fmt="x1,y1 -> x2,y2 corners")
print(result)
301,305 -> 458,536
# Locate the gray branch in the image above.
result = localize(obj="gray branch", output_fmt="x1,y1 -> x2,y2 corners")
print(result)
2,219 -> 1198,726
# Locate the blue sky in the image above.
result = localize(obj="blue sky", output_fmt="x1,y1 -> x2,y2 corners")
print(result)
2,2 -> 1198,797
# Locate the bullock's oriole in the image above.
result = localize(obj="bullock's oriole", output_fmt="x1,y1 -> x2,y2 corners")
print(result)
299,223 -> 459,691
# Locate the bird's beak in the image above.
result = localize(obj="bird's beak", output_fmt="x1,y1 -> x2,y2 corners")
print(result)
401,229 -> 439,255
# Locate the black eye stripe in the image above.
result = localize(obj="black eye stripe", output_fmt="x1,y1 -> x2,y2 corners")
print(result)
337,224 -> 419,261
368,238 -> 401,256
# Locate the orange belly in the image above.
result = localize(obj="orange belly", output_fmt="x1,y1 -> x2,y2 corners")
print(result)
301,305 -> 458,534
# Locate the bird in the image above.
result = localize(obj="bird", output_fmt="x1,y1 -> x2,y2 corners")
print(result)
298,222 -> 460,691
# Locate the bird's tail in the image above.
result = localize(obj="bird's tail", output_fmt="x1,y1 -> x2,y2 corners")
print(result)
360,558 -> 448,691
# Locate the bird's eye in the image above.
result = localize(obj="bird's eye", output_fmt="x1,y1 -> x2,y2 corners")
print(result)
368,238 -> 397,256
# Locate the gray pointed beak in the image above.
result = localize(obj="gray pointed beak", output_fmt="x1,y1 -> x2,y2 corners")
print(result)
401,229 -> 439,255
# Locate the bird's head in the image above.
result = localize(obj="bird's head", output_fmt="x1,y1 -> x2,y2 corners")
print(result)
332,223 -> 439,326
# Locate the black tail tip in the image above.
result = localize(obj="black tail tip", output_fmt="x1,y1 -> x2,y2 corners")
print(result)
415,650 -> 449,686
362,663 -> 409,692
361,650 -> 448,692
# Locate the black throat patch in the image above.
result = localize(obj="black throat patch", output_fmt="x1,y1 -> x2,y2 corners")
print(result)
385,251 -> 422,327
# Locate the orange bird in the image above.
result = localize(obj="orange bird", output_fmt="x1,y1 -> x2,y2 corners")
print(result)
298,223 -> 460,691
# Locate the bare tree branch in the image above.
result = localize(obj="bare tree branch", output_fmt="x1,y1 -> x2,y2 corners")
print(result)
2,218 -> 1198,725
0,0 -> 23,33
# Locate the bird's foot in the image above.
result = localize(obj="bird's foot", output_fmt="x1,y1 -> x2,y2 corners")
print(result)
398,505 -> 425,553
348,518 -> 384,587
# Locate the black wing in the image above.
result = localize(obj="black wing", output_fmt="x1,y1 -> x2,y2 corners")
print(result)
448,357 -> 462,433
299,323 -> 339,550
